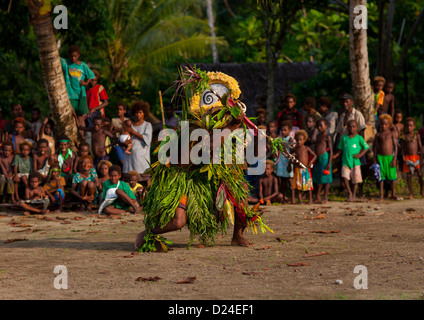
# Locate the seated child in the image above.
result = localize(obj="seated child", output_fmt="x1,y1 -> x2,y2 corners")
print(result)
258,160 -> 284,205
127,171 -> 144,205
290,130 -> 317,204
0,140 -> 15,203
12,141 -> 33,202
312,118 -> 333,203
97,159 -> 112,201
57,135 -> 75,185
73,142 -> 91,174
99,165 -> 140,216
17,171 -> 50,215
33,138 -> 51,182
400,117 -> 424,198
71,155 -> 98,211
43,163 -> 66,212
333,119 -> 369,202
373,114 -> 398,201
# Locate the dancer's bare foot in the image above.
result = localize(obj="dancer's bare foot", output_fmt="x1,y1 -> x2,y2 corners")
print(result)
135,231 -> 146,250
231,234 -> 253,247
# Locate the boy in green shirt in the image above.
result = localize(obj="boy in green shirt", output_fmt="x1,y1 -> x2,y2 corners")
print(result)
100,165 -> 140,215
333,120 -> 369,202
61,45 -> 95,138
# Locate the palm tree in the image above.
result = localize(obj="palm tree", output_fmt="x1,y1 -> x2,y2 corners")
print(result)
25,0 -> 79,147
105,0 -> 226,85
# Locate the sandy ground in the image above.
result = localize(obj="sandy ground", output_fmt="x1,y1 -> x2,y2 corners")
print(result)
1,198 -> 424,301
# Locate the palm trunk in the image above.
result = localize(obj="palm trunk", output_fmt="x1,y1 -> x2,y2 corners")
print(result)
349,0 -> 374,129
26,0 -> 78,149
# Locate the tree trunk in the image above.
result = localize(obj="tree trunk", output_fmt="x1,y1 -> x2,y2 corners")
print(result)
349,0 -> 374,130
25,0 -> 79,149
262,3 -> 276,121
206,0 -> 219,63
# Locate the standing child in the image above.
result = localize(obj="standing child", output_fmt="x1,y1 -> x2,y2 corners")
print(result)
38,117 -> 55,155
373,114 -> 398,201
43,163 -> 66,212
275,120 -> 295,202
290,130 -> 317,204
16,172 -> 49,215
258,160 -> 284,205
79,115 -> 115,168
9,118 -> 27,154
12,141 -> 33,202
401,117 -> 424,198
0,141 -> 15,203
393,109 -> 404,172
33,138 -> 51,182
312,118 -> 333,203
60,45 -> 95,138
373,76 -> 386,122
333,120 -> 370,202
382,80 -> 396,119
86,69 -> 109,127
304,114 -> 319,148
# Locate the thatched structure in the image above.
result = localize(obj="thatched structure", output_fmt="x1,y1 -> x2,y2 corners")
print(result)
192,62 -> 318,116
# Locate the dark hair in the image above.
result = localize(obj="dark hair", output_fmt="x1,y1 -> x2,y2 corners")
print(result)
29,171 -> 42,181
109,165 -> 122,175
304,97 -> 316,108
394,109 -> 403,115
284,93 -> 297,103
32,108 -> 41,114
405,117 -> 416,124
92,69 -> 99,78
78,142 -> 90,150
317,118 -> 329,127
37,138 -> 49,146
318,97 -> 332,109
46,119 -> 55,130
1,140 -> 13,149
116,102 -> 127,110
93,115 -> 103,123
281,120 -> 293,130
131,100 -> 149,116
68,45 -> 80,55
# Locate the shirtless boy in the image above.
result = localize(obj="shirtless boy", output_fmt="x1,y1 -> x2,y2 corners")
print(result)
9,118 -> 26,154
80,115 -> 115,168
290,130 -> 317,204
0,141 -> 15,203
33,138 -> 51,182
312,118 -> 333,203
381,80 -> 395,119
373,114 -> 398,201
401,117 -> 424,198
258,160 -> 284,205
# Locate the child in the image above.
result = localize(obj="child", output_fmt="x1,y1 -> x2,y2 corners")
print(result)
382,80 -> 396,119
73,142 -> 91,174
312,118 -> 333,203
71,155 -> 98,211
29,108 -> 43,138
60,45 -> 95,137
276,94 -> 303,129
43,163 -> 66,212
12,141 -> 33,202
401,117 -> 424,198
79,115 -> 115,168
333,120 -> 369,202
111,103 -> 130,165
274,120 -> 295,203
258,160 -> 284,205
304,114 -> 319,148
38,116 -> 55,155
300,97 -> 321,127
9,117 -> 27,154
99,165 -> 140,215
0,140 -> 15,203
373,76 -> 386,118
373,114 -> 398,201
33,138 -> 51,182
255,108 -> 267,127
290,130 -> 317,204
97,159 -> 112,197
119,119 -> 133,155
16,171 -> 50,215
127,171 -> 144,205
57,136 -> 75,185
393,109 -> 404,172
86,69 -> 109,127
318,96 -> 338,142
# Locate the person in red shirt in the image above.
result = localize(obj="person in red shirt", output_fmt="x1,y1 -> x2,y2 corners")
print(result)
86,70 -> 109,127
276,94 -> 303,130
